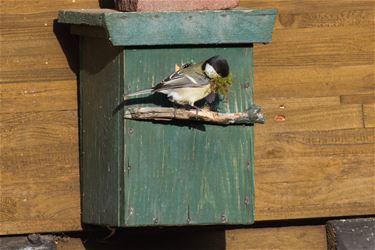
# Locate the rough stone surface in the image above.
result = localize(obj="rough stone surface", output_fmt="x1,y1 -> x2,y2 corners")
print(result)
114,0 -> 240,12
326,218 -> 375,250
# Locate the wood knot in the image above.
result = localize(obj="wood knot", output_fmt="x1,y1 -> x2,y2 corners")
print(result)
279,14 -> 295,27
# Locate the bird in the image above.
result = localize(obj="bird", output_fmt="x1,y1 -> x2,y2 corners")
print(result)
124,56 -> 230,109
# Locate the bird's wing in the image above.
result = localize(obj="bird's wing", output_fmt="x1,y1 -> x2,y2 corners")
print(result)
153,67 -> 210,91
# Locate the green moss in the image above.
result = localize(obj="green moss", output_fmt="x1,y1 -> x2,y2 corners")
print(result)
211,73 -> 233,97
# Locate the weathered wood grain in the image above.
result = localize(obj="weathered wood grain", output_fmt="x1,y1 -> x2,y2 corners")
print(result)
226,226 -> 327,250
256,178 -> 375,220
256,96 -> 341,109
0,111 -> 77,149
363,104 -> 375,128
272,9 -> 375,30
57,237 -> 85,250
254,65 -> 374,98
2,2 -> 374,83
254,25 -> 374,67
0,38 -> 77,83
255,128 -> 374,181
2,26 -> 373,82
241,0 -> 375,32
0,111 -> 80,234
340,94 -> 375,104
254,128 -> 375,220
258,104 -> 364,133
0,0 -> 99,14
240,0 -> 375,18
0,80 -> 77,113
0,0 -> 98,83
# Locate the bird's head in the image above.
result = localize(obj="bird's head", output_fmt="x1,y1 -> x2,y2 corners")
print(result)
202,56 -> 230,79
202,56 -> 233,97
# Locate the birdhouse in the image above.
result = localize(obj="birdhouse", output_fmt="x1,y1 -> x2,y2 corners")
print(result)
58,8 -> 276,227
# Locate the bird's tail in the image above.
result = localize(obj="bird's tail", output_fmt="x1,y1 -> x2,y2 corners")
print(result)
124,88 -> 153,99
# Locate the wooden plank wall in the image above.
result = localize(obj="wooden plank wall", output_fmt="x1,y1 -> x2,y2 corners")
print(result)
242,0 -> 375,221
1,0 -> 374,248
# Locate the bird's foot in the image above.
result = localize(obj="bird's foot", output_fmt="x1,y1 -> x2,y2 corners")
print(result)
187,104 -> 201,117
172,103 -> 178,118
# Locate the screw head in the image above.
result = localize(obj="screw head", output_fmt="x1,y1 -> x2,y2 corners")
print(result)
221,214 -> 227,223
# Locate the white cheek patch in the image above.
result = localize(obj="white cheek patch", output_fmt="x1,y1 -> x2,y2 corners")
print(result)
205,63 -> 220,79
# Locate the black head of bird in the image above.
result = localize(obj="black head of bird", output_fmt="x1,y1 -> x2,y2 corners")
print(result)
202,56 -> 230,79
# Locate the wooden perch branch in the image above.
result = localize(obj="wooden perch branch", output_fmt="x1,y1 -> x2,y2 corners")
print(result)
124,105 -> 265,125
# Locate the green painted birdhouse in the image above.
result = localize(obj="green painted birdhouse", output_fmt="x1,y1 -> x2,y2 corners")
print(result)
58,8 -> 276,227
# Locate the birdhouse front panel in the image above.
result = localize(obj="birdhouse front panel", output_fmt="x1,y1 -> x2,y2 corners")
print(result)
123,47 -> 254,226
58,9 -> 276,227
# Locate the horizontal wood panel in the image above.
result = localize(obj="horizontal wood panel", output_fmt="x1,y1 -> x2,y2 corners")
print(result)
0,110 -> 78,149
253,65 -> 374,98
254,128 -> 375,220
0,37 -> 78,83
254,25 -> 374,67
272,9 -> 375,30
0,110 -> 80,234
1,143 -> 79,182
0,68 -> 76,84
240,0 -> 375,16
0,80 -> 77,113
255,154 -> 374,183
255,128 -> 374,160
364,104 -> 375,128
340,94 -> 375,104
226,226 -> 327,250
1,1 -> 374,83
0,0 -> 91,83
255,95 -> 367,134
0,0 -> 99,14
255,177 -> 375,220
256,96 -> 341,109
1,178 -> 80,235
2,26 -> 373,82
258,104 -> 363,133
1,38 -> 68,58
255,128 -> 375,182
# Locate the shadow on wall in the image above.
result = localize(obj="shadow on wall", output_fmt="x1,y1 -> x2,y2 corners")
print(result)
53,19 -> 79,76
99,0 -> 115,8
52,0 -> 115,75
80,227 -> 226,250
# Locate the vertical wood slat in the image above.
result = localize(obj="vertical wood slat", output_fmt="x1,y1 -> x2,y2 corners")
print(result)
80,37 -> 123,226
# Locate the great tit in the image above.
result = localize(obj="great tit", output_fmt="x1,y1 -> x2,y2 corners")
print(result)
124,56 -> 230,109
